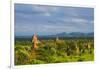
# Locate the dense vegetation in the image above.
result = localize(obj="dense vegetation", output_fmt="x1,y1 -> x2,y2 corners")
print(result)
15,38 -> 94,65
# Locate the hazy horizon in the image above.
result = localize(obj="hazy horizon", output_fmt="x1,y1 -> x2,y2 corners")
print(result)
15,32 -> 94,37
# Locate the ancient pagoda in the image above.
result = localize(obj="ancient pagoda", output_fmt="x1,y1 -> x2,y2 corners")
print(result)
32,33 -> 38,49
56,36 -> 59,41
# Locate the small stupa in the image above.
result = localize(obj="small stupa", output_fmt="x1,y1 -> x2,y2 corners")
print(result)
32,33 -> 38,49
56,36 -> 59,41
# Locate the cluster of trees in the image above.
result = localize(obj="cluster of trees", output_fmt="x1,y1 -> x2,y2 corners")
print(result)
15,39 -> 94,65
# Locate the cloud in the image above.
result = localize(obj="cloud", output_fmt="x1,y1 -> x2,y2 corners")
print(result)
31,5 -> 59,17
15,4 -> 94,36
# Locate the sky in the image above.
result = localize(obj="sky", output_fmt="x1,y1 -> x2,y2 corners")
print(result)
15,4 -> 94,36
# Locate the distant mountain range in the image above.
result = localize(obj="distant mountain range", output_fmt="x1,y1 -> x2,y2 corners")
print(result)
37,32 -> 94,38
55,32 -> 94,37
16,32 -> 94,38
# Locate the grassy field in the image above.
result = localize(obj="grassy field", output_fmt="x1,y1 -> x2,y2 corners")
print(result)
15,38 -> 94,65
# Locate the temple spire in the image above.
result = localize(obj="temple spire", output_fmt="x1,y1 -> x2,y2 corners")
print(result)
32,33 -> 38,49
56,36 -> 59,41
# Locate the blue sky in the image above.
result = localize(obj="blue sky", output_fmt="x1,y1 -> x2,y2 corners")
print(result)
15,4 -> 94,36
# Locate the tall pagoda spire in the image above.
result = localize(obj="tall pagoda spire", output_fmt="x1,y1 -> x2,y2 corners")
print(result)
32,33 -> 38,49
